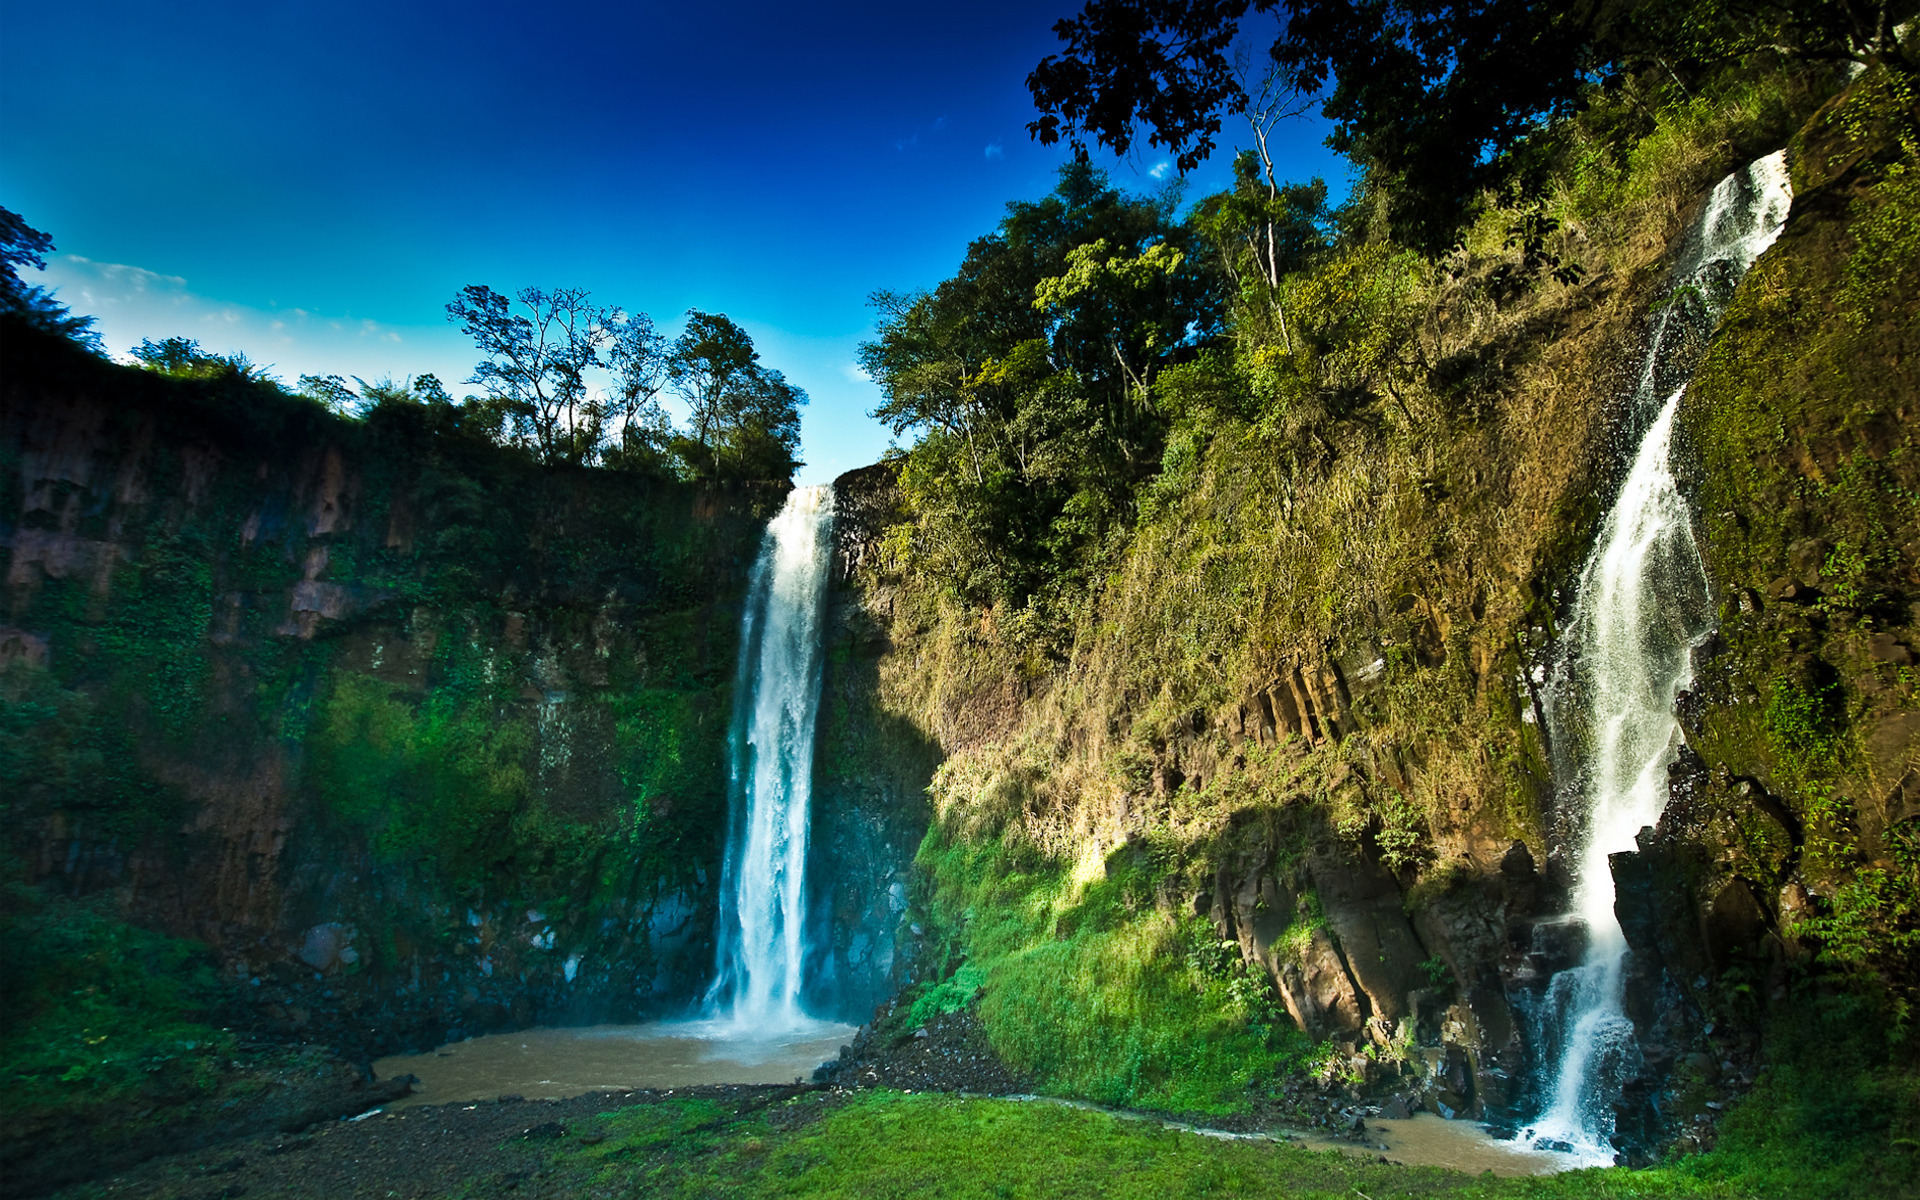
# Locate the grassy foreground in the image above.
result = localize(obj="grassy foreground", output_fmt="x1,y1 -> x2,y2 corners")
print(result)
545,1088 -> 1893,1200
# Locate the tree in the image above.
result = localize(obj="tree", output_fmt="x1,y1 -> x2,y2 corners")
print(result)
1192,153 -> 1329,351
1,205 -> 101,350
860,163 -> 1226,616
445,285 -> 670,467
131,336 -> 270,380
665,311 -> 805,481
1028,0 -> 1919,256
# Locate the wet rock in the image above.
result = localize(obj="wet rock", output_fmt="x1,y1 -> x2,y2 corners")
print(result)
1868,632 -> 1913,665
1425,1088 -> 1468,1120
1474,1067 -> 1518,1113
1525,918 -> 1589,975
1380,1095 -> 1414,1121
1700,878 -> 1770,975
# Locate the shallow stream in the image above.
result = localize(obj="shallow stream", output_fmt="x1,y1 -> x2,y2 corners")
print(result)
373,1020 -> 856,1108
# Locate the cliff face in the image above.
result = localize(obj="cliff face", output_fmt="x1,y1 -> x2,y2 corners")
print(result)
801,465 -> 942,1021
827,72 -> 1918,1155
0,329 -> 777,1054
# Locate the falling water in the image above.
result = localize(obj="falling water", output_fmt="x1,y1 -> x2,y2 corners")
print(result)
1526,153 -> 1792,1162
706,486 -> 836,1031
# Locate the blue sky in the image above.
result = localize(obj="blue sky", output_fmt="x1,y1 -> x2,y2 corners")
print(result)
2,0 -> 1347,484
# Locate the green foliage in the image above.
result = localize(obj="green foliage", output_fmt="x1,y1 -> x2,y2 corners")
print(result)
666,310 -> 807,483
862,163 -> 1224,640
1841,93 -> 1920,322
1657,990 -> 1920,1200
1763,673 -> 1844,778
307,670 -> 533,881
0,891 -> 231,1117
130,336 -> 271,383
915,827 -> 1314,1114
0,669 -> 184,840
1799,820 -> 1920,988
906,963 -> 988,1029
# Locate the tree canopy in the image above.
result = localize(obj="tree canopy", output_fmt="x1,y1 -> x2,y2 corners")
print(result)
445,288 -> 803,481
859,163 -> 1225,618
1028,0 -> 1919,254
1,205 -> 100,349
666,311 -> 806,483
445,285 -> 672,469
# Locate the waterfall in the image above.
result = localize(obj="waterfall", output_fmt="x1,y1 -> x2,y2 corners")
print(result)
1525,152 -> 1792,1162
705,485 -> 836,1031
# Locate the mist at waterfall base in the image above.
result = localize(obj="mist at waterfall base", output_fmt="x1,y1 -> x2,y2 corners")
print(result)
1518,152 -> 1793,1165
376,490 -> 851,1103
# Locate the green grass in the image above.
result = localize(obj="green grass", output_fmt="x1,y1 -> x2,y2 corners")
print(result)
564,1091 -> 1472,1199
913,827 -> 1317,1114
551,1082 -> 1920,1200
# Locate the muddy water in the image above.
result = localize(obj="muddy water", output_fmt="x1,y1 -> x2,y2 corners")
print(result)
1005,1097 -> 1573,1177
1296,1114 -> 1569,1177
373,1019 -> 856,1109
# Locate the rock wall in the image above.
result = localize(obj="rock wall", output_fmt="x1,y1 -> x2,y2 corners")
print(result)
801,465 -> 941,1021
0,324 -> 780,1056
825,74 -> 1917,1159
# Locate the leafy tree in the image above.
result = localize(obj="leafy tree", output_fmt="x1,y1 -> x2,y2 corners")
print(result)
665,311 -> 805,482
860,163 -> 1224,621
1192,154 -> 1330,350
0,205 -> 101,350
293,373 -> 504,442
1027,0 -> 1919,256
296,373 -> 360,414
445,285 -> 671,467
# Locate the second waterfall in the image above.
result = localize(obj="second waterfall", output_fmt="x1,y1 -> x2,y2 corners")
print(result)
1523,152 -> 1792,1162
706,486 -> 836,1030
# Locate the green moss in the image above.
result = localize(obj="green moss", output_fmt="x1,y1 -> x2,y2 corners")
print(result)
0,891 -> 232,1119
307,670 -> 534,884
915,828 -> 1314,1114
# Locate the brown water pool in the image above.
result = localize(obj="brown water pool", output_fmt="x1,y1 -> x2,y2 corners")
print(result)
373,1019 -> 856,1108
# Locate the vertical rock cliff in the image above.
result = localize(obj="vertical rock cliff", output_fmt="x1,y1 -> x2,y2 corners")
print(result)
1,322 -> 779,1054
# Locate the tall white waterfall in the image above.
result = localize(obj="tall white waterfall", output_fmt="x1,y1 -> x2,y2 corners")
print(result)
706,486 -> 835,1031
1527,153 -> 1792,1161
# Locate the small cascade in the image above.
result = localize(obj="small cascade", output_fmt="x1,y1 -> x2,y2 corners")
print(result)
705,486 -> 836,1031
1524,152 -> 1792,1162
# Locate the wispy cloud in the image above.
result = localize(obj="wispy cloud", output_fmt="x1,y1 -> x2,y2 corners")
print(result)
841,361 -> 871,384
1148,161 -> 1172,180
984,141 -> 1003,160
39,255 -> 467,386
894,114 -> 952,154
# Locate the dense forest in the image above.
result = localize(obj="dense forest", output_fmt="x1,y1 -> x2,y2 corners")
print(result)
3,0 -> 1919,1196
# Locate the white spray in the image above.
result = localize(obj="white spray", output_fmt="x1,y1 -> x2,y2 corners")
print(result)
706,486 -> 836,1031
1527,152 -> 1791,1162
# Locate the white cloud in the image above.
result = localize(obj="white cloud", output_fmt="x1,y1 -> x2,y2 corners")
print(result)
984,141 -> 1004,160
1148,161 -> 1172,180
841,361 -> 871,383
37,254 -> 471,389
